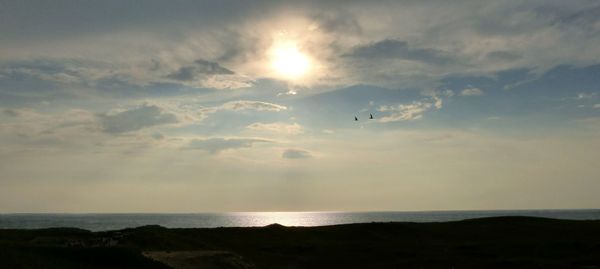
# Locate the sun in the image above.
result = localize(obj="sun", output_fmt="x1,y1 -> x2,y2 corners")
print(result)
270,42 -> 311,79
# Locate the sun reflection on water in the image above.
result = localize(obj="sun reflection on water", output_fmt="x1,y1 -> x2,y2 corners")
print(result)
226,211 -> 340,227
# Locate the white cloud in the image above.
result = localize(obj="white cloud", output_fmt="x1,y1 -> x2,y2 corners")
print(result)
199,74 -> 254,89
378,102 -> 432,122
247,122 -> 303,134
460,87 -> 484,96
377,97 -> 442,123
195,100 -> 288,122
277,89 -> 298,96
220,101 -> 287,112
432,96 -> 443,109
577,92 -> 597,99
185,137 -> 271,154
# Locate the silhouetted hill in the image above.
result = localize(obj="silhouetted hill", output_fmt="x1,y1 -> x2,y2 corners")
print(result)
2,217 -> 600,268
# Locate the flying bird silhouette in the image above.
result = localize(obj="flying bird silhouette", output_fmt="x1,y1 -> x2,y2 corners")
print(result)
370,113 -> 374,119
354,116 -> 358,121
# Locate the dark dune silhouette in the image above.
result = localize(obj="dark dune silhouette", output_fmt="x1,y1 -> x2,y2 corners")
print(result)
1,217 -> 600,268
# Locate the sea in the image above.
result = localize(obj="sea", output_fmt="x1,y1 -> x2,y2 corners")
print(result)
1,209 -> 599,232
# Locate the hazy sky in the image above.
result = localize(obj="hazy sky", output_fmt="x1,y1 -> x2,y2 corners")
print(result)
1,0 -> 600,212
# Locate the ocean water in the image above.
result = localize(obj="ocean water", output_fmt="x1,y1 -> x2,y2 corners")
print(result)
1,209 -> 599,232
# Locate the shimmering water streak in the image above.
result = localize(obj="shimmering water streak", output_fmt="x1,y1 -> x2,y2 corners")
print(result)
1,209 -> 599,231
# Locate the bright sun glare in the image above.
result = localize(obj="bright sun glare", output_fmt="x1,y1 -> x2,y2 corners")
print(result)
270,42 -> 311,79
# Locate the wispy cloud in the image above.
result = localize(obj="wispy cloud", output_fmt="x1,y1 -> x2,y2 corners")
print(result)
460,87 -> 484,96
185,137 -> 272,154
99,104 -> 178,134
347,39 -> 453,65
220,101 -> 287,112
247,122 -> 303,134
377,96 -> 442,123
577,92 -> 597,99
3,109 -> 19,117
378,102 -> 432,122
166,59 -> 234,81
282,149 -> 312,159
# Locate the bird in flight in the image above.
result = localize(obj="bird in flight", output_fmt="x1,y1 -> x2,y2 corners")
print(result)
355,116 -> 358,121
369,113 -> 374,119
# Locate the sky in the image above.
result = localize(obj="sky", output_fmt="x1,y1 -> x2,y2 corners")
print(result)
1,0 -> 600,213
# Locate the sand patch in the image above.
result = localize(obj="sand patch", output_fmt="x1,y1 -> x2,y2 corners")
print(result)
143,250 -> 255,269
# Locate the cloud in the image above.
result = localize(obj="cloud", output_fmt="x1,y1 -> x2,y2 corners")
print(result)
577,92 -> 597,99
347,39 -> 453,65
438,89 -> 455,97
378,102 -> 432,122
0,59 -> 208,101
247,122 -> 303,134
553,5 -> 600,27
277,89 -> 298,96
460,87 -> 484,96
282,149 -> 312,159
194,100 -> 288,124
166,59 -> 234,81
377,98 -> 441,123
163,59 -> 253,90
221,101 -> 287,112
199,74 -> 254,90
0,60 -> 86,84
311,11 -> 362,35
151,133 -> 165,140
3,109 -> 19,117
185,137 -> 271,154
3,0 -> 600,213
486,51 -> 521,61
99,104 -> 178,134
3,1 -> 600,91
0,107 -> 102,150
432,96 -> 443,109
0,59 -> 96,104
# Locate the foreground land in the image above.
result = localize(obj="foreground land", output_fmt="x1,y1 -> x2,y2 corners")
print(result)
1,216 -> 600,268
